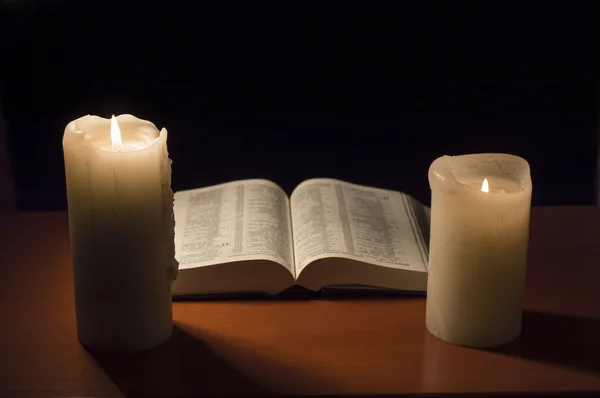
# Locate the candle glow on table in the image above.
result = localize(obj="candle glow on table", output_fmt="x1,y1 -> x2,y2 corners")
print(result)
63,114 -> 178,352
426,153 -> 532,348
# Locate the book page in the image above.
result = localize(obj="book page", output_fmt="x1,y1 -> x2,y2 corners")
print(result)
174,179 -> 294,273
290,178 -> 428,274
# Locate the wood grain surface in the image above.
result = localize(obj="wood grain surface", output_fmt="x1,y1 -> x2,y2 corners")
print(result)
0,208 -> 599,397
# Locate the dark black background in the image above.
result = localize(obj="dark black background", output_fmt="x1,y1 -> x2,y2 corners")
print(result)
2,1 -> 598,210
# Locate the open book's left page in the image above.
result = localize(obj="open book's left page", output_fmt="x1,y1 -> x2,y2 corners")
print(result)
173,179 -> 295,274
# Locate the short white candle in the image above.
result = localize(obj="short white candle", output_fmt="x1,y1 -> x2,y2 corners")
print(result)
63,114 -> 178,352
426,153 -> 532,348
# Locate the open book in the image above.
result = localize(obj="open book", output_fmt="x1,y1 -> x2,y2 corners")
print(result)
171,178 -> 430,297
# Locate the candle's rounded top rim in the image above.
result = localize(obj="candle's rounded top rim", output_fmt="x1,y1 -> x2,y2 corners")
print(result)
435,153 -> 530,162
65,114 -> 165,153
429,153 -> 532,193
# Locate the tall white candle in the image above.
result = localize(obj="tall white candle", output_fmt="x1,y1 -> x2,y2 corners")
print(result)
63,114 -> 178,351
426,153 -> 532,348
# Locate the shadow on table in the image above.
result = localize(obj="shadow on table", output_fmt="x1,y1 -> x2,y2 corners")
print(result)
173,285 -> 426,302
88,325 -> 270,397
88,324 -> 344,397
489,310 -> 600,375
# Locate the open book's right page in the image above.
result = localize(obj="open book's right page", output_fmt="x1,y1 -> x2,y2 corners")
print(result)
290,178 -> 428,279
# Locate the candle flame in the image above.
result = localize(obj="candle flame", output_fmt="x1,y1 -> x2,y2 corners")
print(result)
110,115 -> 122,150
481,178 -> 489,193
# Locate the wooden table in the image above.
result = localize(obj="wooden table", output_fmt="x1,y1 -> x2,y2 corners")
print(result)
1,208 -> 599,397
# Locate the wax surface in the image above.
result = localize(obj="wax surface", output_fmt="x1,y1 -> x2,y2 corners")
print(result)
63,114 -> 178,351
426,154 -> 532,348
